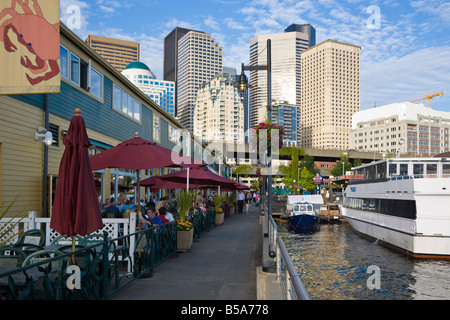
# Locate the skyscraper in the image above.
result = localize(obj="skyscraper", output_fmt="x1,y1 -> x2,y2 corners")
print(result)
177,30 -> 223,133
301,40 -> 361,150
163,27 -> 204,117
86,35 -> 139,72
284,24 -> 316,47
194,75 -> 245,144
122,62 -> 175,117
248,26 -> 314,137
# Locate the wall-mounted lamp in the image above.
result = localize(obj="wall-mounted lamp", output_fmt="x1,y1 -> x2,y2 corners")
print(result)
35,127 -> 55,146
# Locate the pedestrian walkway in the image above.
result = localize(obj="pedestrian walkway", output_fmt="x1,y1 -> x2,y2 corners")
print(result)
110,204 -> 262,300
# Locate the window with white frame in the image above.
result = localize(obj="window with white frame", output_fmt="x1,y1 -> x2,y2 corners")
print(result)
113,84 -> 141,122
169,124 -> 180,144
153,114 -> 160,142
61,45 -> 103,100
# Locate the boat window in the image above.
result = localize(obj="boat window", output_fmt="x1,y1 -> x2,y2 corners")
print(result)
399,163 -> 408,175
413,164 -> 424,177
294,205 -> 299,211
426,163 -> 437,177
443,164 -> 450,177
307,205 -> 313,211
376,163 -> 386,179
300,205 -> 306,211
389,163 -> 397,176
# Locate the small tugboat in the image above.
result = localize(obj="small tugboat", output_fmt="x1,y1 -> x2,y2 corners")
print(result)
286,202 -> 318,232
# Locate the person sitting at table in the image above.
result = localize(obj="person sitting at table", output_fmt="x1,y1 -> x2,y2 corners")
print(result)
142,208 -> 162,229
103,200 -> 120,218
121,200 -> 133,211
188,201 -> 197,215
160,206 -> 174,222
157,206 -> 170,223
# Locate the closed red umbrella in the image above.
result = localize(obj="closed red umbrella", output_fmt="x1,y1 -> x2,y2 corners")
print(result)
50,108 -> 103,241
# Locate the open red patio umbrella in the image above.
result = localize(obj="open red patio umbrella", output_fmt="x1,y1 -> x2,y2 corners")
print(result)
50,108 -> 103,251
157,166 -> 236,188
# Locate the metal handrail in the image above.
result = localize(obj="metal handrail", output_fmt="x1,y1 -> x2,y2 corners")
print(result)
276,236 -> 310,300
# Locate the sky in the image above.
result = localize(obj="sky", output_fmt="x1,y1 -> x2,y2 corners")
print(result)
60,0 -> 450,111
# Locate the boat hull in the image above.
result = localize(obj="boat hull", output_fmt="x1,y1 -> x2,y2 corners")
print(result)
342,207 -> 450,258
287,214 -> 318,231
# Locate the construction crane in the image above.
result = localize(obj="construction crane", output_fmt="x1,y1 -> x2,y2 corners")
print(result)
409,90 -> 445,108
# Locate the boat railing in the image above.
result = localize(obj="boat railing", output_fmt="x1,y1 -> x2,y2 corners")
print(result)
275,236 -> 311,300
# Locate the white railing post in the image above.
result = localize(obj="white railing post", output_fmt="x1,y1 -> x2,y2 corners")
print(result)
128,212 -> 137,273
27,211 -> 36,230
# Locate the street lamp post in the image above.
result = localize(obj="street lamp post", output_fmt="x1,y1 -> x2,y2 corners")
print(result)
237,39 -> 273,218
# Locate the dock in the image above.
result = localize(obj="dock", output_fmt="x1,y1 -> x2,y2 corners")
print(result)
109,204 -> 278,300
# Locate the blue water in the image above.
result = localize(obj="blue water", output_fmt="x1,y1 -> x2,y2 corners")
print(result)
278,222 -> 450,300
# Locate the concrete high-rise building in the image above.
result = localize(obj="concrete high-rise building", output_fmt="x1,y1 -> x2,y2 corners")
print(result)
163,27 -> 204,117
301,40 -> 361,150
86,35 -> 139,72
177,31 -> 223,133
194,75 -> 245,144
351,102 -> 450,156
248,27 -> 314,136
122,62 -> 175,117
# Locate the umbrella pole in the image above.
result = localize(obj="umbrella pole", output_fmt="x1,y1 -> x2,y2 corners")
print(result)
71,235 -> 76,264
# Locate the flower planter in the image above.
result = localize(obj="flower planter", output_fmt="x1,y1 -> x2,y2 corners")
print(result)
215,213 -> 224,225
177,228 -> 194,251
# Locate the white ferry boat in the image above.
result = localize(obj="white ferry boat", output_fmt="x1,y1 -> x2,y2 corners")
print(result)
342,157 -> 450,258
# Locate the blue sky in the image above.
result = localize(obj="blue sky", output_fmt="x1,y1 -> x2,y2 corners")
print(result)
61,0 -> 450,111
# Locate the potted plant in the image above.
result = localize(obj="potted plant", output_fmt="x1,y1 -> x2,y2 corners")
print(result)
228,193 -> 236,215
213,193 -> 225,225
176,189 -> 195,250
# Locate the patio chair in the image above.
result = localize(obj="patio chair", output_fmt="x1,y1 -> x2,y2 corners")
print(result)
0,246 -> 27,267
50,234 -> 83,245
12,243 -> 44,256
21,249 -> 70,269
13,229 -> 45,247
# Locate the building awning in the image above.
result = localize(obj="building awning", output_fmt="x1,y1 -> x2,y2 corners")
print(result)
90,139 -> 114,150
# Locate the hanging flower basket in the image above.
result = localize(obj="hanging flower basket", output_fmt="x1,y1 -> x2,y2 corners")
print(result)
253,122 -> 284,154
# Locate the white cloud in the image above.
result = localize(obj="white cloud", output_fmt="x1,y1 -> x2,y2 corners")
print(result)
361,46 -> 450,110
204,15 -> 221,31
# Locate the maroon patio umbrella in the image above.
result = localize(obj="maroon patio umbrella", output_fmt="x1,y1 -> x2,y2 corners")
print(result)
90,132 -> 203,171
50,109 -> 103,249
157,166 -> 236,187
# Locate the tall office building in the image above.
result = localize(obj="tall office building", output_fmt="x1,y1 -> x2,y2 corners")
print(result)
248,26 -> 314,137
122,62 -> 175,117
86,35 -> 139,72
284,24 -> 316,47
163,27 -> 204,116
301,40 -> 361,150
194,75 -> 245,144
177,31 -> 223,133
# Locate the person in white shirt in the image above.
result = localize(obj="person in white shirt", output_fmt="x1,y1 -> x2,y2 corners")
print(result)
237,191 -> 245,214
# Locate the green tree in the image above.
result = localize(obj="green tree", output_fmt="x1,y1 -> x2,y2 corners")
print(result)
279,146 -> 304,193
300,154 -> 318,176
330,154 -> 353,177
352,158 -> 363,168
298,167 -> 315,192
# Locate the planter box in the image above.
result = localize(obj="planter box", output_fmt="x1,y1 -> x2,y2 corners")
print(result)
215,213 -> 224,225
177,228 -> 194,251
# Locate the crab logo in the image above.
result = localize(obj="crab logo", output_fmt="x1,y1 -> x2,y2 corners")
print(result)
0,0 -> 60,94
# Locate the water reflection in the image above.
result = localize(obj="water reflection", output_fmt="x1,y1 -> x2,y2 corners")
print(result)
278,222 -> 450,300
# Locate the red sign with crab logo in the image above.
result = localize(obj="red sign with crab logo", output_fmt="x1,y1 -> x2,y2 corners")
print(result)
0,0 -> 60,94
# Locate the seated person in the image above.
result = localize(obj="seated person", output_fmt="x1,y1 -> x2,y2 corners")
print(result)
159,207 -> 174,223
157,206 -> 170,223
121,200 -> 133,211
142,208 -> 162,228
103,200 -> 120,217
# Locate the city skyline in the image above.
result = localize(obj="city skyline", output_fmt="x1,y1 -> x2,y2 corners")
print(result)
61,0 -> 450,112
